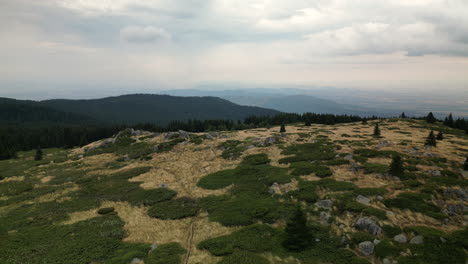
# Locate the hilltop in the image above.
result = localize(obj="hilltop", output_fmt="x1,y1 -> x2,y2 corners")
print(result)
0,118 -> 467,264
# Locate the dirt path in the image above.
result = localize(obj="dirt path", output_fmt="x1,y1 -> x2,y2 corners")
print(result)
183,215 -> 197,264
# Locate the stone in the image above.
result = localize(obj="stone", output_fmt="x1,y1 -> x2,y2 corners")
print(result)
382,258 -> 392,264
178,130 -> 191,138
315,200 -> 333,210
440,237 -> 447,243
358,241 -> 374,256
410,235 -> 424,245
394,234 -> 407,243
164,132 -> 180,140
132,130 -> 142,137
356,195 -> 371,205
315,238 -> 320,242
131,258 -> 142,264
151,244 -> 158,250
281,132 -> 287,137
424,152 -> 441,158
350,162 -> 361,172
159,183 -> 169,188
376,140 -> 393,148
376,195 -> 384,200
426,170 -> 441,176
320,211 -> 331,225
344,154 -> 353,161
443,188 -> 468,201
264,137 -> 277,145
373,239 -> 381,245
444,203 -> 468,216
355,217 -> 382,235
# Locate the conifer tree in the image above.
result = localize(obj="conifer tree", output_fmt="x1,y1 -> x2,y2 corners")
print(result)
444,113 -> 454,127
426,112 -> 437,123
400,112 -> 407,118
373,123 -> 381,137
283,207 -> 312,251
304,120 -> 311,126
436,131 -> 444,140
464,158 -> 468,171
280,124 -> 286,133
425,130 -> 437,147
79,133 -> 89,147
389,155 -> 404,177
34,147 -> 43,161
362,118 -> 368,125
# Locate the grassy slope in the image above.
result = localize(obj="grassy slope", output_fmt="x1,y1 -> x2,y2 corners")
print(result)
0,119 -> 467,264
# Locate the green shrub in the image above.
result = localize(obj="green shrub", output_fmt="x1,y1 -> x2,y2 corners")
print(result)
325,159 -> 350,166
363,207 -> 387,220
351,232 -> 375,243
382,225 -> 402,238
384,193 -> 445,220
127,188 -> 177,206
147,197 -> 199,220
279,141 -> 337,164
146,242 -> 186,264
375,239 -> 402,258
352,188 -> 387,197
219,140 -> 247,159
315,178 -> 356,191
363,163 -> 389,174
290,162 -> 332,177
402,180 -> 422,188
353,155 -> 368,163
156,138 -> 185,153
0,180 -> 34,196
241,153 -> 270,166
198,224 -> 281,255
106,243 -> 151,264
217,250 -> 269,264
97,207 -> 115,215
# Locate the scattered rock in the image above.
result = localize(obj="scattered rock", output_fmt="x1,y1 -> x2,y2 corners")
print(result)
281,132 -> 287,137
315,238 -> 320,242
443,188 -> 468,201
131,258 -> 142,264
410,235 -> 424,245
159,183 -> 169,188
355,217 -> 382,235
164,132 -> 180,140
151,244 -> 158,251
373,239 -> 381,245
376,195 -> 384,200
358,241 -> 374,256
426,170 -> 441,176
315,200 -> 333,210
178,130 -> 191,139
356,195 -> 371,205
394,234 -> 407,243
424,152 -> 441,158
440,237 -> 447,243
376,140 -> 393,148
344,154 -> 353,161
350,162 -> 361,172
444,203 -> 468,216
320,211 -> 331,225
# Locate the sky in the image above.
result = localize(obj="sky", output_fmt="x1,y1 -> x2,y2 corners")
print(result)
1,0 -> 468,99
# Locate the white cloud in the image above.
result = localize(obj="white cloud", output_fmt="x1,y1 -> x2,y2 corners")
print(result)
120,26 -> 171,43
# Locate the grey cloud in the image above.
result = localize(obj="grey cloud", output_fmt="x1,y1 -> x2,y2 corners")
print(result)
120,26 -> 171,43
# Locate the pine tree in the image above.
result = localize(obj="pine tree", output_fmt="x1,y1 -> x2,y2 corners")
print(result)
426,112 -> 437,123
400,112 -> 407,118
425,131 -> 437,147
280,124 -> 286,133
304,120 -> 311,126
436,131 -> 444,140
444,113 -> 454,127
362,118 -> 368,125
34,147 -> 43,161
373,123 -> 381,137
464,158 -> 468,171
79,133 -> 89,147
389,155 -> 404,177
283,207 -> 312,251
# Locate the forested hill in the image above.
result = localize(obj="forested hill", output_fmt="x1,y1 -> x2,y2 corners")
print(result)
0,94 -> 280,126
0,98 -> 97,126
40,94 -> 281,125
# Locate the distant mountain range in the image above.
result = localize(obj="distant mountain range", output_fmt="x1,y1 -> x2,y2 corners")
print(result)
161,89 -> 387,116
0,94 -> 280,126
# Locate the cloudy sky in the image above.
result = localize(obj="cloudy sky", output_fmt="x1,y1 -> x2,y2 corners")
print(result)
1,0 -> 468,98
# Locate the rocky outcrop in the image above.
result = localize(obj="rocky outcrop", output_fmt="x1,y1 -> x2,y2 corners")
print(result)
355,217 -> 382,235
358,241 -> 374,256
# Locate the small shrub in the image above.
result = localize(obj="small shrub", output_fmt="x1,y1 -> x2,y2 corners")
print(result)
97,207 -> 115,215
375,239 -> 402,258
146,242 -> 186,264
384,193 -> 445,220
382,225 -> 402,238
127,188 -> 177,206
351,232 -> 375,243
352,188 -> 387,197
147,197 -> 199,220
363,163 -> 389,174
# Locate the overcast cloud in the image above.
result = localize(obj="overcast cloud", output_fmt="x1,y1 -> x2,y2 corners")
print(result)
1,0 -> 467,98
